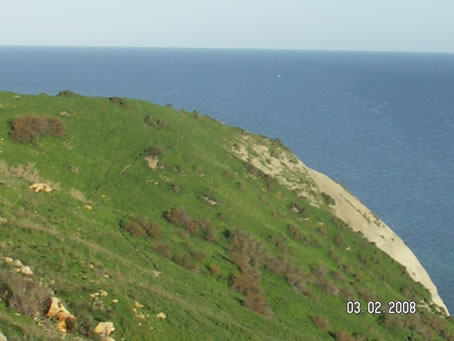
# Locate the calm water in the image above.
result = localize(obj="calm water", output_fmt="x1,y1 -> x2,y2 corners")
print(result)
1,47 -> 453,311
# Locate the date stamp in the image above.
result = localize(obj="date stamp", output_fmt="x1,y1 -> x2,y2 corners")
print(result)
346,301 -> 416,314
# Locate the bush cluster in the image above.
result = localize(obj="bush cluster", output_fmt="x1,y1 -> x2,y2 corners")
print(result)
109,96 -> 128,106
10,115 -> 65,143
144,115 -> 167,128
120,216 -> 161,239
229,230 -> 270,315
56,90 -> 79,96
165,208 -> 217,241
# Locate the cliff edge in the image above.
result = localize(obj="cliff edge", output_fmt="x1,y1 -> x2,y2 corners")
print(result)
233,132 -> 449,316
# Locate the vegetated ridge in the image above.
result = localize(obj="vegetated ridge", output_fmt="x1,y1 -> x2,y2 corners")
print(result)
0,91 -> 453,340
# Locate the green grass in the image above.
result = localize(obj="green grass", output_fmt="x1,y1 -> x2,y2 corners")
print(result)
0,91 -> 453,340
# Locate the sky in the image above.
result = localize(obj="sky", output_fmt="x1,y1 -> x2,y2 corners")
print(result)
1,0 -> 454,53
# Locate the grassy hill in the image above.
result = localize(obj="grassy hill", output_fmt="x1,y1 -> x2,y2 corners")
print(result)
0,91 -> 453,340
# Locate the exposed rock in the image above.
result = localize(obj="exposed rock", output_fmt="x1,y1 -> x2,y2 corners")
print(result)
28,183 -> 52,193
201,195 -> 218,206
20,265 -> 33,276
156,312 -> 166,320
47,297 -> 76,333
3,257 -> 13,263
112,299 -> 119,304
145,156 -> 159,169
0,331 -> 7,341
85,205 -> 93,210
94,322 -> 115,336
13,260 -> 23,267
100,290 -> 108,297
152,270 -> 161,278
134,301 -> 144,309
0,217 -> 7,225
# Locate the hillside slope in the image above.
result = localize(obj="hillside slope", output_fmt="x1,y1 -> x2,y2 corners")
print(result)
0,91 -> 453,340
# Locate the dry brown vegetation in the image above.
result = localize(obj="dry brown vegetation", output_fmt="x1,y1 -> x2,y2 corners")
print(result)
0,270 -> 51,317
228,230 -> 270,315
312,315 -> 330,332
10,115 -> 65,143
120,216 -> 161,239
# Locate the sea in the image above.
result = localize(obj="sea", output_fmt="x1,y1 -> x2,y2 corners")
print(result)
1,46 -> 453,312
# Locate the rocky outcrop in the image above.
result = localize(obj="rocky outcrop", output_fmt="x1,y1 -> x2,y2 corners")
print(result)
28,183 -> 52,193
47,297 -> 76,333
94,322 -> 115,340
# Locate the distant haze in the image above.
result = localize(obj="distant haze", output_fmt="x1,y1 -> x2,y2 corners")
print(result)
1,0 -> 454,53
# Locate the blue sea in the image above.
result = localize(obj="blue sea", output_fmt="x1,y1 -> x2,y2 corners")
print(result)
1,47 -> 453,312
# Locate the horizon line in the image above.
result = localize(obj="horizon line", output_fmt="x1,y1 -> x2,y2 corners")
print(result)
1,44 -> 453,55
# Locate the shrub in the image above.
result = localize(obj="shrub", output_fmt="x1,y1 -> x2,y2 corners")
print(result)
171,183 -> 181,193
243,291 -> 270,316
120,216 -> 161,239
231,270 -> 261,295
334,331 -> 355,341
109,96 -> 127,106
332,217 -> 348,231
144,115 -> 167,128
193,110 -> 202,120
290,203 -> 305,214
10,115 -> 65,143
269,234 -> 291,254
317,226 -> 327,236
200,220 -> 218,242
173,254 -> 198,271
321,192 -> 335,206
312,315 -> 330,332
287,224 -> 305,242
333,235 -> 345,248
165,208 -> 192,228
190,250 -> 206,263
193,165 -> 203,174
148,146 -> 164,157
285,271 -> 306,292
56,90 -> 79,96
208,264 -> 221,276
153,243 -> 173,259
0,270 -> 51,317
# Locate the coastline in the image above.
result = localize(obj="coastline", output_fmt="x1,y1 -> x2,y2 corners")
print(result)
232,133 -> 450,316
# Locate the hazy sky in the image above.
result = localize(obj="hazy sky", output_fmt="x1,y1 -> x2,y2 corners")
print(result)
2,0 -> 453,53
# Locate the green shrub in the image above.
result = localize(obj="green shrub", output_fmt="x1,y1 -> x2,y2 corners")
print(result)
287,224 -> 306,242
148,146 -> 164,157
321,192 -> 335,206
144,115 -> 167,128
56,90 -> 79,96
10,115 -> 65,143
109,96 -> 127,106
